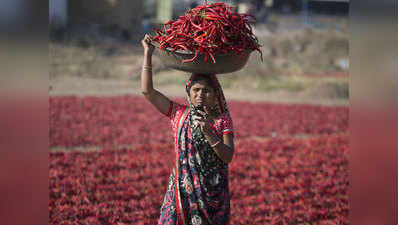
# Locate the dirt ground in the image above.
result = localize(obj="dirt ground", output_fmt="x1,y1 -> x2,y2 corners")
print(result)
49,75 -> 348,106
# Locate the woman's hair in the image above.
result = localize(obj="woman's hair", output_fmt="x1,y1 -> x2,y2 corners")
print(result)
186,74 -> 216,93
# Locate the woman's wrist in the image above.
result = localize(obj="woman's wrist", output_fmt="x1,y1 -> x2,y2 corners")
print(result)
144,50 -> 153,57
210,139 -> 221,148
142,54 -> 152,69
142,65 -> 152,72
202,126 -> 214,137
204,129 -> 221,145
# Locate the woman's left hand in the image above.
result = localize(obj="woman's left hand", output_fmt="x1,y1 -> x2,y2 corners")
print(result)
193,106 -> 214,134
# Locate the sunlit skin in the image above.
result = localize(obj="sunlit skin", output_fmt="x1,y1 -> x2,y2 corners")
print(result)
189,80 -> 218,128
189,80 -> 216,108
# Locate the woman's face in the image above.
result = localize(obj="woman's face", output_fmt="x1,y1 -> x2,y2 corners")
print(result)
189,80 -> 216,108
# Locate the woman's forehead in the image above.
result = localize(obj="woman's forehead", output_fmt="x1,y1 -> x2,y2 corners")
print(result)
191,80 -> 210,88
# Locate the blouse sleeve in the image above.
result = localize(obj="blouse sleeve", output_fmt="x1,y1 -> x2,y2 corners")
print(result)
166,100 -> 175,118
221,113 -> 234,137
167,101 -> 187,130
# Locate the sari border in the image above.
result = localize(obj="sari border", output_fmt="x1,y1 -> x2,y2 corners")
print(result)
175,107 -> 189,225
166,101 -> 174,118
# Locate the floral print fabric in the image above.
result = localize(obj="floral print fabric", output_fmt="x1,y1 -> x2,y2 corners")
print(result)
158,75 -> 233,225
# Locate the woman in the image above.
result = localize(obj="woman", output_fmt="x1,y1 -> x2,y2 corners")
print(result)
141,35 -> 235,225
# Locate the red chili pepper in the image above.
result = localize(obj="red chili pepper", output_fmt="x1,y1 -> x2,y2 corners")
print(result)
178,44 -> 188,51
204,52 -> 209,63
152,1 -> 263,64
209,52 -> 216,64
183,50 -> 198,63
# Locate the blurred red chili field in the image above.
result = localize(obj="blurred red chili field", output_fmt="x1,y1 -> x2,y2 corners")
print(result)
49,96 -> 349,225
50,96 -> 348,147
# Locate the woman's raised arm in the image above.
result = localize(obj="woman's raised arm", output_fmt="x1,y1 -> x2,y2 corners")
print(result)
141,35 -> 172,116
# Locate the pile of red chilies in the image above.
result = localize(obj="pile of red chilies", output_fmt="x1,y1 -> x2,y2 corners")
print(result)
152,0 -> 263,63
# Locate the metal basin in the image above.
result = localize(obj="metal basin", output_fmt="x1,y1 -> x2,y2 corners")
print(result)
153,42 -> 252,74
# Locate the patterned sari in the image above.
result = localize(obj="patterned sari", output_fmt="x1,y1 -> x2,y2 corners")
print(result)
157,74 -> 234,225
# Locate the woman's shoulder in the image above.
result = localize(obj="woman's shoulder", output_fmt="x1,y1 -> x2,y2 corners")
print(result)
218,112 -> 232,121
214,112 -> 232,125
213,112 -> 233,136
173,101 -> 188,111
177,103 -> 189,115
167,101 -> 188,119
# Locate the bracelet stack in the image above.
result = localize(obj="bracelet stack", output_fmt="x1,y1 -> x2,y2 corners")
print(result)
142,65 -> 152,72
210,140 -> 221,148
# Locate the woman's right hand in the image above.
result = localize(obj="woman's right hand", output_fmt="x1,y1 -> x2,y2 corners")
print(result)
141,34 -> 155,56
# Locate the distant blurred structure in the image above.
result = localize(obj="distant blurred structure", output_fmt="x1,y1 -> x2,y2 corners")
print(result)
50,0 -> 144,40
272,0 -> 349,15
254,0 -> 274,23
49,0 -> 68,28
0,0 -> 34,32
68,0 -> 143,30
157,0 -> 173,23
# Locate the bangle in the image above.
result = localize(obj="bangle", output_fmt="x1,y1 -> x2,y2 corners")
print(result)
210,140 -> 221,148
142,65 -> 152,71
